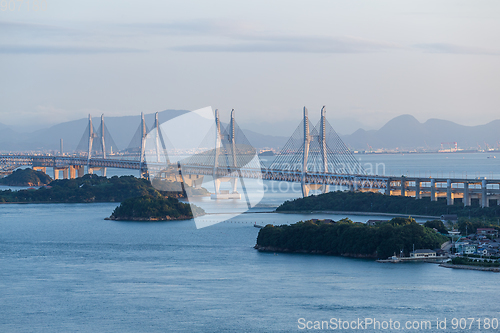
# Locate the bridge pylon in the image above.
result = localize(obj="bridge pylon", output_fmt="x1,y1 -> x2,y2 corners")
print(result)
270,105 -> 366,197
75,113 -> 119,177
212,109 -> 241,199
125,112 -> 153,178
140,112 -> 147,178
87,114 -> 107,176
301,107 -> 310,197
301,106 -> 330,196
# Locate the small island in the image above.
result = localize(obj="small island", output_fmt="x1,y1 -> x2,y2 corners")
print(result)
0,169 -> 208,221
0,168 -> 52,186
108,194 -> 205,221
255,217 -> 449,259
0,172 -> 206,203
276,190 -> 500,221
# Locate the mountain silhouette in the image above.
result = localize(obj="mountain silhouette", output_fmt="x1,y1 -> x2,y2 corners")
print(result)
342,115 -> 500,151
1,113 -> 499,152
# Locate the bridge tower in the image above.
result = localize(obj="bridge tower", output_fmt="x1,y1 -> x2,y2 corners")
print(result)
230,109 -> 239,194
300,106 -> 330,197
319,106 -> 329,194
154,112 -> 161,163
100,114 -> 106,159
213,109 -> 221,193
211,109 -> 241,199
301,107 -> 310,197
270,106 -> 366,197
87,114 -> 94,164
139,112 -> 147,178
86,114 -> 107,176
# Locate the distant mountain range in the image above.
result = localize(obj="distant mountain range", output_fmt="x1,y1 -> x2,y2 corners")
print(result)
0,110 -> 288,152
0,112 -> 498,152
342,114 -> 500,151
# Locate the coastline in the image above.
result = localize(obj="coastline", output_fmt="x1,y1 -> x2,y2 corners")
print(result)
253,244 -> 377,259
439,263 -> 500,272
105,215 -> 193,222
276,210 -> 439,220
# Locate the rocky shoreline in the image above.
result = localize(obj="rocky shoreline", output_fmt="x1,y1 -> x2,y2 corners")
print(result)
439,263 -> 500,272
105,215 -> 193,222
253,245 -> 377,258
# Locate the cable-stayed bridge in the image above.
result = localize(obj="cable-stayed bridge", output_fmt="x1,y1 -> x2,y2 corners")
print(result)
2,107 -> 500,207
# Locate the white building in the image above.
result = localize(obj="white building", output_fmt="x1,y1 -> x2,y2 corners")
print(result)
410,249 -> 436,258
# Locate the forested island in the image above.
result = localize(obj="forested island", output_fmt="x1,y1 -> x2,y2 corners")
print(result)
108,194 -> 205,221
0,174 -> 158,203
0,169 -> 207,203
277,191 -> 500,223
0,168 -> 209,221
255,217 -> 449,259
0,168 -> 52,186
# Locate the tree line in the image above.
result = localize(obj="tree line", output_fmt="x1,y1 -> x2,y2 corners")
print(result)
0,168 -> 52,186
110,195 -> 204,221
256,217 -> 449,259
277,190 -> 500,221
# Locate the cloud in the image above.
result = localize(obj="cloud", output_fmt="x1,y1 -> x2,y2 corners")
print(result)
0,45 -> 144,54
123,20 -> 400,54
172,35 -> 401,54
0,19 -> 401,55
414,43 -> 500,55
0,20 -> 144,54
0,20 -> 85,41
119,20 -> 259,37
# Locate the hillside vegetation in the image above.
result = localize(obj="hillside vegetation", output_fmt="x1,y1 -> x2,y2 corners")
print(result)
277,191 -> 500,219
109,195 -> 204,221
256,217 -> 449,259
0,168 -> 52,186
0,174 -> 158,203
0,174 -> 207,203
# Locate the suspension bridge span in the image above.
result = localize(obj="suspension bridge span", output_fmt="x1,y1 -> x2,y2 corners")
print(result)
1,107 -> 500,207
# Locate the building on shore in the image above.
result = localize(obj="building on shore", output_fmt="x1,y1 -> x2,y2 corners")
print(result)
410,249 -> 436,258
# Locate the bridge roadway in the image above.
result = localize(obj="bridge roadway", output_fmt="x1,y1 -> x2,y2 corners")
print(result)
181,165 -> 500,207
2,154 -> 500,207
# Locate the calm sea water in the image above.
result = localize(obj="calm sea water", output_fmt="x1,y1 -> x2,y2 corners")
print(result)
1,153 -> 500,332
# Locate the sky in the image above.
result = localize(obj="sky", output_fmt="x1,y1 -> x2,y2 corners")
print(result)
1,0 -> 500,135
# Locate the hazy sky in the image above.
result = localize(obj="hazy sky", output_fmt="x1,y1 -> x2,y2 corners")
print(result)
1,0 -> 500,135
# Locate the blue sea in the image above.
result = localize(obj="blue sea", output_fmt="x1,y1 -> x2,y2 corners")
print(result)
1,153 -> 500,332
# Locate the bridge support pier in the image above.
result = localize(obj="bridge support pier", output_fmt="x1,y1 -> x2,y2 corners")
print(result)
88,167 -> 107,177
430,179 -> 436,201
301,184 -> 310,197
231,178 -> 238,194
447,179 -> 453,205
69,165 -> 84,179
401,179 -> 406,197
415,180 -> 421,199
385,178 -> 391,195
33,166 -> 46,174
54,167 -> 68,180
463,182 -> 470,207
481,179 -> 488,208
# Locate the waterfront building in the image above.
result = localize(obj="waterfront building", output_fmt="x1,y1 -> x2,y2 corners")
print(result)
410,249 -> 436,258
